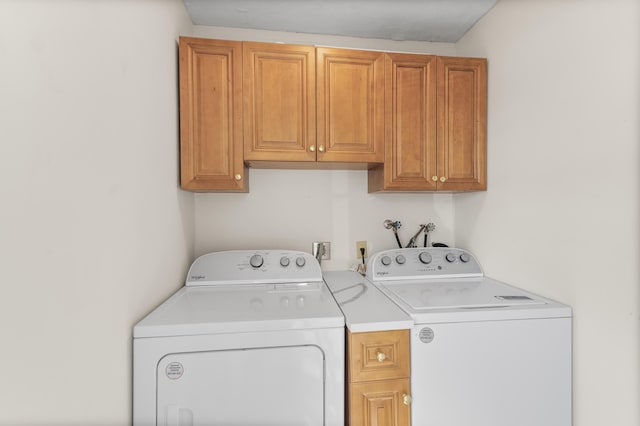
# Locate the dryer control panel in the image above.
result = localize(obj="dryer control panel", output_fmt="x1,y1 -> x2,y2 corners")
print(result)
187,250 -> 322,286
366,248 -> 483,281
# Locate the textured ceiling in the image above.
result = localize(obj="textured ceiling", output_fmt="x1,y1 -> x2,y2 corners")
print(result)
183,0 -> 498,42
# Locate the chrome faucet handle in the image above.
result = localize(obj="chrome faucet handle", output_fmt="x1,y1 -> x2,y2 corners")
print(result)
423,222 -> 436,247
406,224 -> 427,248
384,219 -> 402,230
384,219 -> 403,248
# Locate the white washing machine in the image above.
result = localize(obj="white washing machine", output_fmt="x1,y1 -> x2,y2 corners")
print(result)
367,247 -> 572,426
133,250 -> 345,426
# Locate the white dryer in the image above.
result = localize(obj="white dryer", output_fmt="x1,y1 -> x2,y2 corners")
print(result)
367,247 -> 572,426
133,250 -> 345,426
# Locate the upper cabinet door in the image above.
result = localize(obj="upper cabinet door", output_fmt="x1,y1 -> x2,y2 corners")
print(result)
179,37 -> 246,191
243,42 -> 316,162
370,53 -> 438,191
316,48 -> 385,163
436,56 -> 487,191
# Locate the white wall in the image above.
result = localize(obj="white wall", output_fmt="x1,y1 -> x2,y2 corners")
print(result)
455,1 -> 640,425
195,169 -> 455,270
0,0 -> 194,424
190,26 -> 458,269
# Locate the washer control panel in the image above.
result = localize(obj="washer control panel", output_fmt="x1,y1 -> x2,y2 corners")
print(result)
187,250 -> 321,286
367,247 -> 483,281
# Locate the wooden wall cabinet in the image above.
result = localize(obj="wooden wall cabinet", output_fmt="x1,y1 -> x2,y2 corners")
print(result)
316,48 -> 385,164
436,56 -> 487,191
243,42 -> 317,163
178,36 -> 486,192
244,45 -> 385,168
369,55 -> 487,192
347,329 -> 411,426
179,37 -> 247,192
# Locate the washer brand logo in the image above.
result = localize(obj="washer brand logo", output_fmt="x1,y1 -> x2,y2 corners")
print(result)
191,275 -> 205,280
376,271 -> 389,276
419,327 -> 435,343
166,362 -> 184,380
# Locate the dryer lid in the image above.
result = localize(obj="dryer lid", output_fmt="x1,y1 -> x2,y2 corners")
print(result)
134,281 -> 344,338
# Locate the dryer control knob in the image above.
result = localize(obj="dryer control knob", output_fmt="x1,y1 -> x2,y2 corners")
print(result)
460,253 -> 471,263
249,254 -> 264,268
280,256 -> 290,267
381,255 -> 392,266
396,255 -> 406,265
418,252 -> 432,264
295,256 -> 306,267
445,253 -> 457,263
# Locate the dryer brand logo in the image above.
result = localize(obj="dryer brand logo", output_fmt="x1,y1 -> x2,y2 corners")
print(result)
191,275 -> 206,281
166,362 -> 184,380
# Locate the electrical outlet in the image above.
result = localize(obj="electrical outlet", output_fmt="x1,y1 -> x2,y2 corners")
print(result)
356,241 -> 368,259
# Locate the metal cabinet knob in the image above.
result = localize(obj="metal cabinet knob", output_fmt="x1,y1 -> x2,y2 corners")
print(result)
402,394 -> 412,405
432,176 -> 438,182
234,174 -> 242,181
376,352 -> 386,362
318,145 -> 325,152
440,176 -> 447,182
309,145 -> 316,152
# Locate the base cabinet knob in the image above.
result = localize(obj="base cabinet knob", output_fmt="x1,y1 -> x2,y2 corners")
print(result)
402,394 -> 412,405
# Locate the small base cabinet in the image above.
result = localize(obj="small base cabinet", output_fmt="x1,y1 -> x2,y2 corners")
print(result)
347,329 -> 411,426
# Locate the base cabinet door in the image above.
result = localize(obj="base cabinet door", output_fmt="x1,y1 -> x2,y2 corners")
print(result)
349,379 -> 411,426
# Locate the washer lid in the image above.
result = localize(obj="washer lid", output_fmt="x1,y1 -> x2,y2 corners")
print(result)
382,277 -> 547,310
134,281 -> 344,338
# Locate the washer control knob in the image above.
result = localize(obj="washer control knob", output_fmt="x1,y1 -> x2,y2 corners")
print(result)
418,252 -> 432,264
381,255 -> 392,266
445,253 -> 457,263
396,255 -> 406,265
249,254 -> 264,268
280,256 -> 290,267
460,253 -> 471,263
295,256 -> 306,267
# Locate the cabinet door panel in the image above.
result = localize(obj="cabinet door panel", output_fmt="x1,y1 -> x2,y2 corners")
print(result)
317,48 -> 384,163
179,37 -> 246,191
370,54 -> 437,191
243,42 -> 316,162
350,379 -> 411,426
349,330 -> 410,383
437,57 -> 487,191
